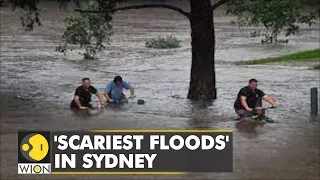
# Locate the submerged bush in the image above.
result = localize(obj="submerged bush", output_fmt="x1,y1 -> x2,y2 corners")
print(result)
145,35 -> 181,49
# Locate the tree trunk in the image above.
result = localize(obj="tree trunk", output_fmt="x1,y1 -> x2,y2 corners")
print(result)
187,0 -> 216,100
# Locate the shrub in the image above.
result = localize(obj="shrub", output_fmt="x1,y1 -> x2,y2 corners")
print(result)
145,35 -> 181,49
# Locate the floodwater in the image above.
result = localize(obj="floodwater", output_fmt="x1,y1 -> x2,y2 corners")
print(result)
1,3 -> 320,180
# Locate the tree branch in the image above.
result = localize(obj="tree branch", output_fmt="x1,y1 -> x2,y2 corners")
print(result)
75,4 -> 190,19
211,0 -> 229,10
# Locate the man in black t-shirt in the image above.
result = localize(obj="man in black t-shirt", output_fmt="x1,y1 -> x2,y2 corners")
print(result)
70,78 -> 105,109
234,79 -> 277,118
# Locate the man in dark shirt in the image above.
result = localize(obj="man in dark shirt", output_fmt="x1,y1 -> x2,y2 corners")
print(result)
234,79 -> 277,118
70,78 -> 105,109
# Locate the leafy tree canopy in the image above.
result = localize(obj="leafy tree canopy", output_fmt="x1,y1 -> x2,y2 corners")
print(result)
2,0 -> 318,59
227,0 -> 317,41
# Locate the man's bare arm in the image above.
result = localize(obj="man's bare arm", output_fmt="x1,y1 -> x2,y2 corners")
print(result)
240,96 -> 252,111
95,92 -> 106,105
74,95 -> 87,109
104,93 -> 113,102
263,95 -> 278,106
129,88 -> 135,97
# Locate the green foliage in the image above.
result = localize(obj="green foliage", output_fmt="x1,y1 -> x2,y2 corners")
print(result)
9,0 -> 40,11
8,0 -> 81,31
60,0 -> 115,59
6,0 -> 318,57
313,64 -> 320,70
227,0 -> 317,43
145,35 -> 181,49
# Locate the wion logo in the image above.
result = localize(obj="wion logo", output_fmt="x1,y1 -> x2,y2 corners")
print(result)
18,131 -> 51,174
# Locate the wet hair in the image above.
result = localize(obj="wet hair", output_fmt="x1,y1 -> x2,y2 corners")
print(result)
82,78 -> 90,82
249,79 -> 258,83
114,76 -> 122,83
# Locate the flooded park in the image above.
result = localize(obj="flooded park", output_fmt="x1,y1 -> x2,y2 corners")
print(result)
0,2 -> 319,180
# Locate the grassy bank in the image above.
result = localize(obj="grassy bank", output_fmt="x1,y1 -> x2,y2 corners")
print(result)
237,49 -> 320,69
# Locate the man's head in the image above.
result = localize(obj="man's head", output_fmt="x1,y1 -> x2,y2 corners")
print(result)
248,79 -> 258,90
113,76 -> 123,86
82,78 -> 91,89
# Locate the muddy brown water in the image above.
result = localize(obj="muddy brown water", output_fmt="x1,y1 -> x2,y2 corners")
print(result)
1,3 -> 319,180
